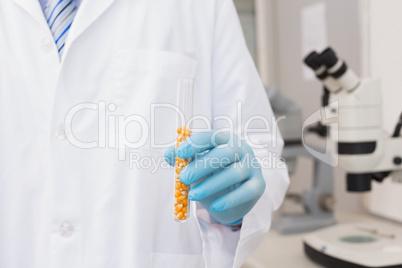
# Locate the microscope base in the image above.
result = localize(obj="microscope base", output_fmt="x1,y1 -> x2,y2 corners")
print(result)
273,213 -> 336,235
303,222 -> 402,268
304,243 -> 402,268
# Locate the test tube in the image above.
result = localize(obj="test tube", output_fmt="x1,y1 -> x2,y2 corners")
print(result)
173,78 -> 194,222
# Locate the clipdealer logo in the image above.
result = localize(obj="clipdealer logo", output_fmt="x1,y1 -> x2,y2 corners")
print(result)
63,101 -> 287,170
302,100 -> 339,167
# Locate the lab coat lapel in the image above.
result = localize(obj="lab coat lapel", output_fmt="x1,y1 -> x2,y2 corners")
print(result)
11,0 -> 48,27
60,0 -> 115,62
66,0 -> 115,45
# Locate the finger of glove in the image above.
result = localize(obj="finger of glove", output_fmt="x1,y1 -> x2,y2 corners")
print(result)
179,145 -> 244,185
164,146 -> 176,167
189,159 -> 250,201
210,178 -> 266,212
177,131 -> 231,160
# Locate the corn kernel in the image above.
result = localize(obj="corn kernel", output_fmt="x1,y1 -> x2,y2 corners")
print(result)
177,211 -> 184,219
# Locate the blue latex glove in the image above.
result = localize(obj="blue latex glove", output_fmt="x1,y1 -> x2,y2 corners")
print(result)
165,131 -> 266,225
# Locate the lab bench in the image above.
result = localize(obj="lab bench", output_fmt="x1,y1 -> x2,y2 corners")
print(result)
243,212 -> 398,268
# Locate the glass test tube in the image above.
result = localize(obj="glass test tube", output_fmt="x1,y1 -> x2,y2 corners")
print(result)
173,78 -> 194,222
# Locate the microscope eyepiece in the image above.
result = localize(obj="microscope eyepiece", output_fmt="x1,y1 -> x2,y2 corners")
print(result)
304,51 -> 331,81
304,51 -> 322,71
320,47 -> 360,91
320,47 -> 339,69
303,50 -> 342,93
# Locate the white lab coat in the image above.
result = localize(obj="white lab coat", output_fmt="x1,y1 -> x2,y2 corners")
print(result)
0,0 -> 289,267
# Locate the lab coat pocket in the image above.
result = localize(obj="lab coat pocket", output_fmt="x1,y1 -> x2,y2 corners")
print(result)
112,49 -> 198,148
151,253 -> 205,268
114,49 -> 198,78
113,49 -> 198,108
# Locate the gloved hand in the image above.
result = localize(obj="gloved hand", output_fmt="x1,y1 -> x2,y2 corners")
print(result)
164,131 -> 266,226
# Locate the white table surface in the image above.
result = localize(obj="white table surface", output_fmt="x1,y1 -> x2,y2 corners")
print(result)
242,212 -> 399,268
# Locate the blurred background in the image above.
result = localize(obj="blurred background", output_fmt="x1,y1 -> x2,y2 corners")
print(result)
233,0 -> 402,267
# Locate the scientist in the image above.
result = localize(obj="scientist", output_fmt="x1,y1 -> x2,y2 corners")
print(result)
0,0 -> 289,267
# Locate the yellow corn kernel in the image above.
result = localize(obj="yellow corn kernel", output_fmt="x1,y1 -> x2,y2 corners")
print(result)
177,212 -> 184,219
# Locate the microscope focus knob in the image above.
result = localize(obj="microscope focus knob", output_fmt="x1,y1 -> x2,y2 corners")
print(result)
319,193 -> 335,212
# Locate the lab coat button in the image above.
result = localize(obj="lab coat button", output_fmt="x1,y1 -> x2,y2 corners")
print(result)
59,222 -> 74,238
55,126 -> 66,141
41,38 -> 53,52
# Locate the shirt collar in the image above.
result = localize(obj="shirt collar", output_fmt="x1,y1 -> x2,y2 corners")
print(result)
38,0 -> 83,15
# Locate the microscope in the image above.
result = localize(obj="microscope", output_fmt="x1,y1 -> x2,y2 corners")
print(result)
301,47 -> 402,268
304,47 -> 402,192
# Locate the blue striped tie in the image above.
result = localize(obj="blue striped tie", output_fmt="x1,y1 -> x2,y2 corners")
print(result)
45,0 -> 77,58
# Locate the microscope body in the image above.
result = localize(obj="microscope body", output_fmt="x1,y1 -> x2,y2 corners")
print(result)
305,48 -> 402,192
325,78 -> 383,171
330,77 -> 402,169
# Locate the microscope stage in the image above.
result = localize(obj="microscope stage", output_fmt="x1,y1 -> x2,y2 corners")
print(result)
303,222 -> 402,267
